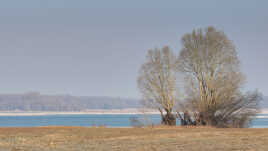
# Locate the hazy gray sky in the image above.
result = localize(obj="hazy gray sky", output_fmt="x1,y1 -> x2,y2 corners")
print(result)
0,0 -> 267,98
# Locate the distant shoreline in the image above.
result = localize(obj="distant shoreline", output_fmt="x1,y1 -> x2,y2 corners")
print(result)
0,112 -> 159,116
0,109 -> 159,116
0,109 -> 267,116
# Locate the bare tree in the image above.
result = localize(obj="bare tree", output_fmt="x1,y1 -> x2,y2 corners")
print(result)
137,46 -> 178,125
176,26 -> 261,127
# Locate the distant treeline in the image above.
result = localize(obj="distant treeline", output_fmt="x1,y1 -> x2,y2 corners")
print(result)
0,92 -> 266,111
260,96 -> 268,108
0,92 -> 141,111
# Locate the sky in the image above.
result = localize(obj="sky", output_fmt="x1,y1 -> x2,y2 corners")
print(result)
0,0 -> 267,98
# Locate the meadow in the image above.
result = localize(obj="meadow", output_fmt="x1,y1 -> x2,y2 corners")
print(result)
0,126 -> 268,151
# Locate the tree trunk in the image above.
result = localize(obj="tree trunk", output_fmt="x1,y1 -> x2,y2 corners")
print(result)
161,111 -> 176,126
176,111 -> 196,126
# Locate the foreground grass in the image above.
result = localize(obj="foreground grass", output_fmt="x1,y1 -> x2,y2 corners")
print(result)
0,126 -> 267,151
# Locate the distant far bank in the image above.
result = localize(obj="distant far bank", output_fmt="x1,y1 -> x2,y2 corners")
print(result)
0,108 -> 267,116
0,92 -> 141,111
0,93 -> 267,112
0,108 -> 159,116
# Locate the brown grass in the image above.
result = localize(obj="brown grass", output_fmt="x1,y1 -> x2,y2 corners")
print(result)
0,126 -> 267,151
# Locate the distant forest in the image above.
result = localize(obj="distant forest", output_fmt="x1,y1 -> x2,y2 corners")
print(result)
260,96 -> 268,109
0,92 -> 141,111
0,92 -> 266,111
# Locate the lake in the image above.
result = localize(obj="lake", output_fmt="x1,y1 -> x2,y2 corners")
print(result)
0,114 -> 267,128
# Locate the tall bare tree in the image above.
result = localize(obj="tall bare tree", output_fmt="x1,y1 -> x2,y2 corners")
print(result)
138,46 -> 178,125
176,26 -> 261,127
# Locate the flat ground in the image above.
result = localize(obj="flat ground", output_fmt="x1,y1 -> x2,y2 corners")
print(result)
0,127 -> 267,151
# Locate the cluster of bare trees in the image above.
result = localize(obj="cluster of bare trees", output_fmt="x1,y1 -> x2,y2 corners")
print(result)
138,26 -> 262,128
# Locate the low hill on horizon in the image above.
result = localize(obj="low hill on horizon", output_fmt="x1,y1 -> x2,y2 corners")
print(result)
0,92 -> 141,111
260,96 -> 268,109
0,92 -> 266,111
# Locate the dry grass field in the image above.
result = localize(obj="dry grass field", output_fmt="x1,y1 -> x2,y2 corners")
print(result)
0,126 -> 267,151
